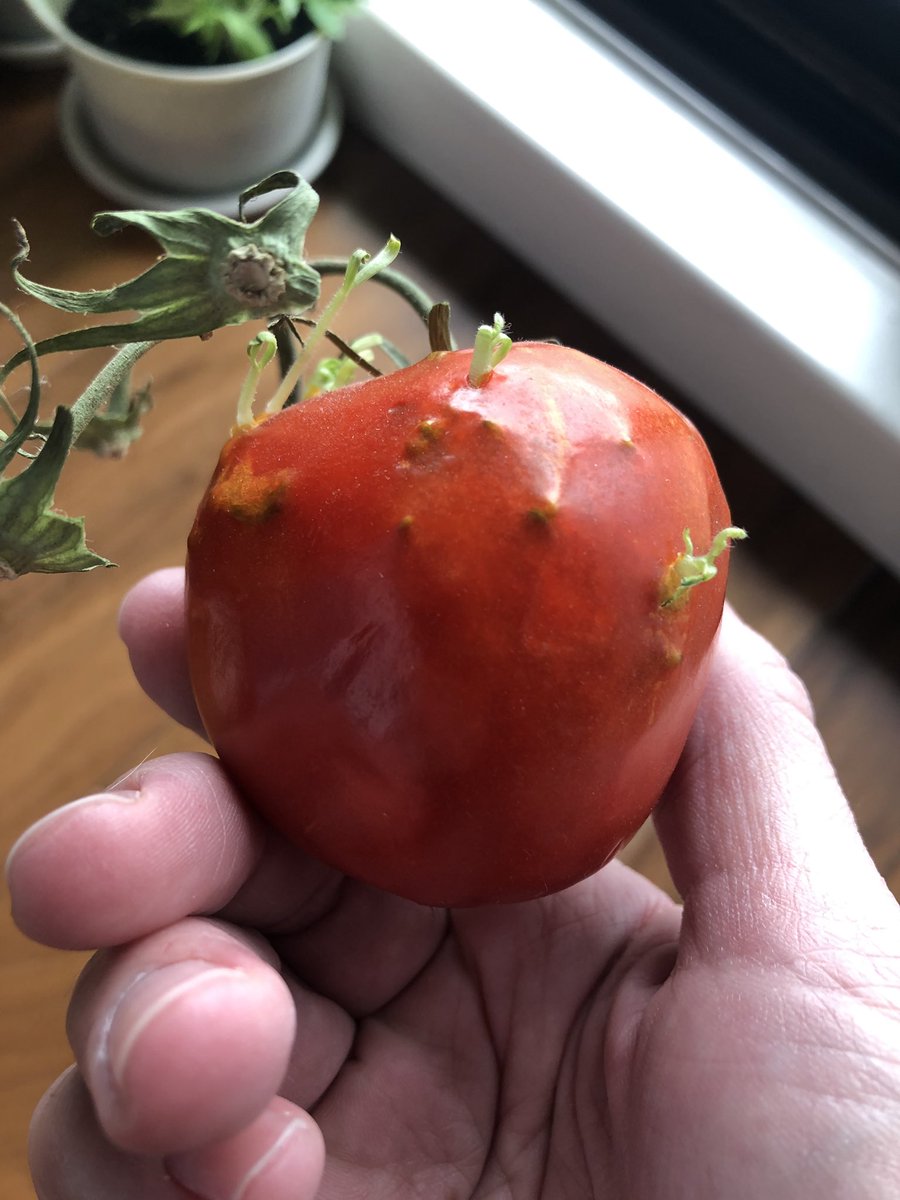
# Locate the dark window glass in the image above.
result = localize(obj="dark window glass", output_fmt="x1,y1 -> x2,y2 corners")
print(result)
562,0 -> 900,247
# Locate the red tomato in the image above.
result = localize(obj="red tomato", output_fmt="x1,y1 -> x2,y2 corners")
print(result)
185,342 -> 736,906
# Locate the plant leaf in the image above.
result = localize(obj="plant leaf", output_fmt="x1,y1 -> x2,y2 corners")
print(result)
0,299 -> 42,474
143,0 -> 276,62
4,173 -> 322,377
75,379 -> 153,459
0,407 -> 112,577
303,0 -> 360,39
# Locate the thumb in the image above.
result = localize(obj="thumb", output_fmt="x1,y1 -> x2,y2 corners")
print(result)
654,606 -> 898,961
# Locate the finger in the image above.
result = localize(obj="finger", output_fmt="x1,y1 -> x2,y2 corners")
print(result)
7,752 -> 265,950
6,741 -> 448,1020
29,1068 -> 325,1200
166,1097 -> 324,1200
117,567 -> 202,735
66,918 -> 296,1155
29,1067 -> 184,1200
655,606 -> 898,960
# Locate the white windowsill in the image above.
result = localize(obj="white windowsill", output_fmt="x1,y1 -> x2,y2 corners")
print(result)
334,0 -> 900,575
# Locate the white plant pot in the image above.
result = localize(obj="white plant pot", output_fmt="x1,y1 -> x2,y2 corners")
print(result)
22,0 -> 338,200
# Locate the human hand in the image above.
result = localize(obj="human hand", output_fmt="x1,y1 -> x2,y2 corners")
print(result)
8,569 -> 900,1199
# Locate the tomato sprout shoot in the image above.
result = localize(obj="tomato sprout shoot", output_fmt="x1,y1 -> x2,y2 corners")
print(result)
304,333 -> 386,398
662,526 -> 747,608
265,236 -> 401,414
236,331 -> 279,428
468,314 -> 511,386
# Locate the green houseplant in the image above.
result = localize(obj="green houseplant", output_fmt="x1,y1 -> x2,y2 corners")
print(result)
20,0 -> 362,208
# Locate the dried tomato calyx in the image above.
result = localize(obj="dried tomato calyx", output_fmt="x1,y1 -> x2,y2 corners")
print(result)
223,245 -> 288,308
5,174 -> 322,364
661,526 -> 747,608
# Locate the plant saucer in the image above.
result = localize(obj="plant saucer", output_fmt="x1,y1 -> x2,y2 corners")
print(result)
0,35 -> 62,66
58,77 -> 344,214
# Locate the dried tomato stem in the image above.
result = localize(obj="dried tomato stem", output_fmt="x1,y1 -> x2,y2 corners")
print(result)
428,302 -> 454,352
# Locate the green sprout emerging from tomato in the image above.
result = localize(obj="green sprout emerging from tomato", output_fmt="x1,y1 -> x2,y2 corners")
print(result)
662,527 -> 748,608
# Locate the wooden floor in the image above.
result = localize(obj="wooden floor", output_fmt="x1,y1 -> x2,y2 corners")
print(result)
2,69 -> 898,1200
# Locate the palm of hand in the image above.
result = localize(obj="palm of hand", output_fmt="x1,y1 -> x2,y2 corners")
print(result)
269,866 -> 893,1199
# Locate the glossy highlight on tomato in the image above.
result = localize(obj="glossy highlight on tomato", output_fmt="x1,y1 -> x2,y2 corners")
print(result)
185,342 -> 736,906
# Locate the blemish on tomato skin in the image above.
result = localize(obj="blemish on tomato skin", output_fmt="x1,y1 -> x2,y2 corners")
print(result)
209,461 -> 293,523
662,643 -> 684,669
480,417 -> 505,438
649,618 -> 686,669
414,419 -> 443,446
418,418 -> 442,441
526,501 -> 559,526
403,417 -> 447,462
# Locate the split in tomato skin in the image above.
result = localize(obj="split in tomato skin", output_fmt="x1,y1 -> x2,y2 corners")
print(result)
185,342 -> 736,907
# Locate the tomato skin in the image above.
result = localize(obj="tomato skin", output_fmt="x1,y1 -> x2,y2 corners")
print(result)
186,343 -> 733,906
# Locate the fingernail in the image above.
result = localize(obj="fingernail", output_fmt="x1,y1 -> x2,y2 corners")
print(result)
167,1103 -> 315,1200
102,961 -> 243,1091
230,1119 -> 307,1200
4,792 -> 141,880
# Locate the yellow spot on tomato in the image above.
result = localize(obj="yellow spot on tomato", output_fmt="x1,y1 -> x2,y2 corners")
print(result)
404,417 -> 446,460
210,461 -> 292,523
